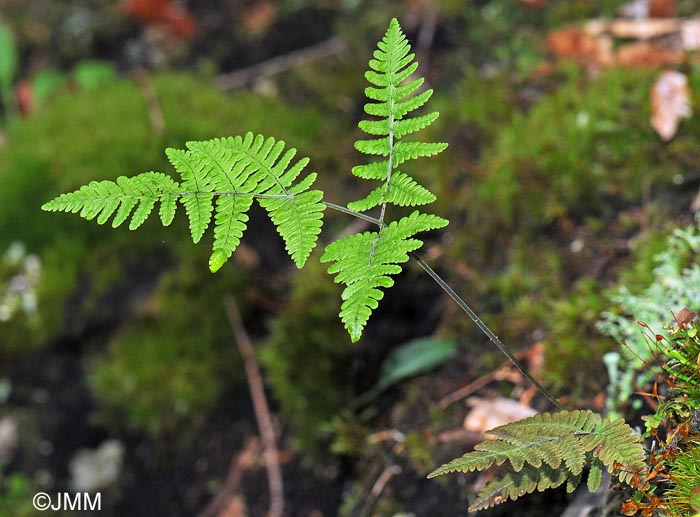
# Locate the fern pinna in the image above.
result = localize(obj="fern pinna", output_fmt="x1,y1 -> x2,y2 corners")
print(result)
428,410 -> 646,512
41,18 -> 445,343
320,18 -> 448,341
42,134 -> 325,272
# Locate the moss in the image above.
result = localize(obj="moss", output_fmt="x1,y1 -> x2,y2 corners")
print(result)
259,255 -> 353,461
661,442 -> 700,517
475,66 -> 661,231
0,472 -> 38,517
539,278 -> 609,394
0,72 -> 324,359
404,431 -> 434,475
88,254 -> 249,438
431,62 -> 700,400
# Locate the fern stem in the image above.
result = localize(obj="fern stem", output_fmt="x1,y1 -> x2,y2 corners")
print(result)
410,253 -> 564,410
321,201 -> 563,409
322,201 -> 383,226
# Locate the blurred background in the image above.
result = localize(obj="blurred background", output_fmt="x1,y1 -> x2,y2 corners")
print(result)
1,0 -> 700,515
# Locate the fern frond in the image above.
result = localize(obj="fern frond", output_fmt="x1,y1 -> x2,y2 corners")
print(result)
587,458 -> 604,492
427,410 -> 645,511
353,19 -> 445,192
322,18 -> 448,342
350,17 -> 445,209
321,211 -> 447,342
42,172 -> 180,230
42,132 -> 324,271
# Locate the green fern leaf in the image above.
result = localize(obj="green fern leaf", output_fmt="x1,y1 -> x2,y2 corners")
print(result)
324,18 -> 448,342
321,211 -> 447,342
352,18 -> 446,188
577,415 -> 646,484
393,142 -> 448,164
258,183 -> 324,268
41,172 -> 180,230
43,132 -> 324,271
428,410 -> 645,511
351,161 -> 391,180
209,194 -> 254,273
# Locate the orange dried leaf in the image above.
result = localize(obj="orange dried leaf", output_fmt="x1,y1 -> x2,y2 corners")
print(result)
675,307 -> 697,326
162,8 -> 196,39
547,27 -> 614,69
649,0 -> 677,18
122,0 -> 196,40
123,0 -> 171,21
650,70 -> 691,140
617,41 -> 685,68
241,1 -> 277,34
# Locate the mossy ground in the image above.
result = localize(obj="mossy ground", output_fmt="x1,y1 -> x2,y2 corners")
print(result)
2,1 -> 700,515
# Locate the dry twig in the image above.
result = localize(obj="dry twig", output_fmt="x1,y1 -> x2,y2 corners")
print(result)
199,436 -> 262,517
360,465 -> 402,517
223,295 -> 284,517
216,36 -> 346,91
133,68 -> 165,135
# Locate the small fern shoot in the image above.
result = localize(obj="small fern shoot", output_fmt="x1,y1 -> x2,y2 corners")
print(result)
428,410 -> 646,512
42,133 -> 325,272
41,18 -> 449,345
321,18 -> 448,341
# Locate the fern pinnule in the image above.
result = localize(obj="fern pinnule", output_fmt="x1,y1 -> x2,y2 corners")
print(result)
347,171 -> 435,211
166,147 -> 215,244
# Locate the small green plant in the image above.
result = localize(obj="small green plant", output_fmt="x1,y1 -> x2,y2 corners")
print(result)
41,17 -> 655,514
598,224 -> 700,413
618,318 -> 700,517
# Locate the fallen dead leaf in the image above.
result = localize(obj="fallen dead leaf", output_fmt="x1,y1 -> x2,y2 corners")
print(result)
241,2 -> 277,35
607,18 -> 680,39
463,397 -> 537,433
616,41 -> 685,68
218,495 -> 248,517
650,69 -> 691,140
649,0 -> 677,18
547,27 -> 614,70
682,19 -> 700,50
123,0 -> 196,40
675,307 -> 697,326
